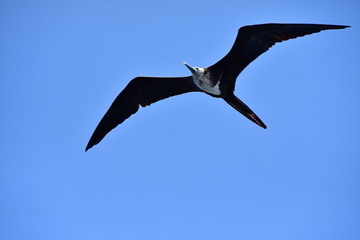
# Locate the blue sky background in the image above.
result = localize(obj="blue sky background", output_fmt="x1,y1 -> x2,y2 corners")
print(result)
1,0 -> 359,239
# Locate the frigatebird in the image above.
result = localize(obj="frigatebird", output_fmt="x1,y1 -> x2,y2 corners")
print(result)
86,23 -> 349,151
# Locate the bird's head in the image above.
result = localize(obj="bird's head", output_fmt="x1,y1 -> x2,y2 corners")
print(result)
183,62 -> 204,76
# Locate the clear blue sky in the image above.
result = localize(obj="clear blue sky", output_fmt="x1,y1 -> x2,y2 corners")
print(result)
1,0 -> 359,240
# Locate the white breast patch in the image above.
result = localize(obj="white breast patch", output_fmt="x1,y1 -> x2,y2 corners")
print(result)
192,70 -> 221,96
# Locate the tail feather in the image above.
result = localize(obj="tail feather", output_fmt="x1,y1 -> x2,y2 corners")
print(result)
223,94 -> 267,129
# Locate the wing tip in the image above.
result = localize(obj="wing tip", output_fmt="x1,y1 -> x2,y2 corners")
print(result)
330,24 -> 350,29
85,142 -> 93,152
85,135 -> 100,151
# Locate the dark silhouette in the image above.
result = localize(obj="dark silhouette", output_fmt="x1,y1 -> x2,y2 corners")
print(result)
86,23 -> 349,151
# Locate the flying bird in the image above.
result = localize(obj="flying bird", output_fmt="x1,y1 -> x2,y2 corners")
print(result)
86,23 -> 349,151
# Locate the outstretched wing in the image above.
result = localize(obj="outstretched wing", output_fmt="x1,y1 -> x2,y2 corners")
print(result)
86,76 -> 200,151
209,23 -> 349,79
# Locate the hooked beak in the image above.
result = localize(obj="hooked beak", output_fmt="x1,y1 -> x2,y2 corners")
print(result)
182,62 -> 196,74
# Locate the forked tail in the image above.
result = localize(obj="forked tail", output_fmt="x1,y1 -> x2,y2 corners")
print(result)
223,93 -> 267,129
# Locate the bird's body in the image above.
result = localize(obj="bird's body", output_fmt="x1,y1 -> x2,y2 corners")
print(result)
183,63 -> 221,96
86,23 -> 349,151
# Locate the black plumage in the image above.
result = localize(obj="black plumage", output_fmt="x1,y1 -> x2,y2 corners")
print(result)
86,23 -> 349,151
